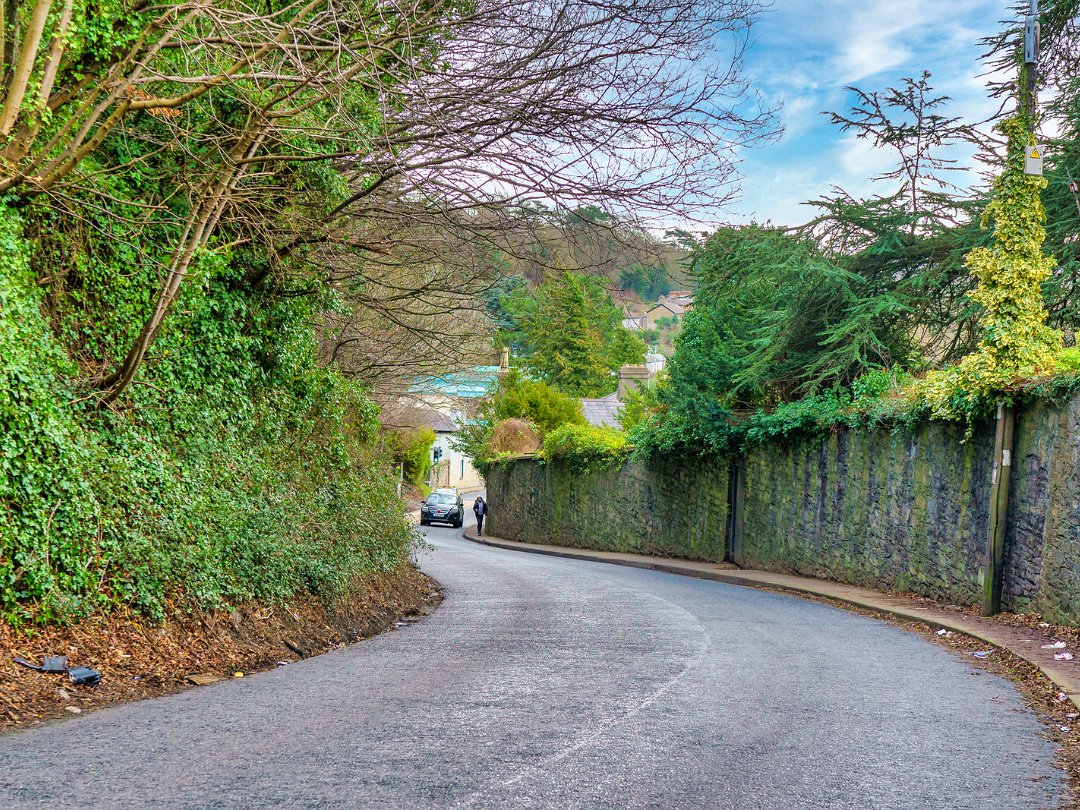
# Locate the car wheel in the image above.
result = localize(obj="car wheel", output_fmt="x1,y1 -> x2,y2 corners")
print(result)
420,519 -> 429,526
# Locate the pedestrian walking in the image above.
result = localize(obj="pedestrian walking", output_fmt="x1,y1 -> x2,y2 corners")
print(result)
473,496 -> 488,535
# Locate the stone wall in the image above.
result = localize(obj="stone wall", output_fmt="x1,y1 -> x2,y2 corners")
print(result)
740,421 -> 995,607
485,393 -> 1080,624
486,455 -> 729,562
1022,398 -> 1080,623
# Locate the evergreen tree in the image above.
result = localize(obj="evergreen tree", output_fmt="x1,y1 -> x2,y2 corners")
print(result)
508,272 -> 646,397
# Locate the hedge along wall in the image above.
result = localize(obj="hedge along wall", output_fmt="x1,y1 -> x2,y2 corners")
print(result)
485,455 -> 729,562
485,392 -> 1080,625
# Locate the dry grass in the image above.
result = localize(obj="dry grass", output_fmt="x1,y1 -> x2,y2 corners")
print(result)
489,418 -> 541,455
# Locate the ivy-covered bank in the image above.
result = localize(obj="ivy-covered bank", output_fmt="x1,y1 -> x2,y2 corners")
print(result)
487,388 -> 1080,625
1,209 -> 413,626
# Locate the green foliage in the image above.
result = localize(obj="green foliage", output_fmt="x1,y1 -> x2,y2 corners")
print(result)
618,264 -> 674,300
616,384 -> 659,433
388,428 -> 436,487
1042,90 -> 1080,327
638,327 -> 660,345
484,274 -> 530,345
498,271 -> 645,397
607,327 -> 648,368
1058,347 -> 1080,373
628,52 -> 1080,459
631,364 -> 920,458
448,370 -> 585,478
633,211 -> 988,455
0,205 -> 412,625
911,115 -> 1063,423
448,415 -> 495,478
695,225 -> 922,402
491,371 -> 585,434
542,423 -> 630,473
0,0 -> 438,626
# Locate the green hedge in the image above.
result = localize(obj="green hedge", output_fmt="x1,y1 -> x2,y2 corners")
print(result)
542,423 -> 630,472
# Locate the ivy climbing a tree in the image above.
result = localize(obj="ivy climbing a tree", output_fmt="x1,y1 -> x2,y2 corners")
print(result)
915,117 -> 1062,418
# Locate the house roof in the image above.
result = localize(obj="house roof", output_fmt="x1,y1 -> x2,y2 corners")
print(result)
579,392 -> 622,428
380,403 -> 458,433
409,366 -> 500,399
647,301 -> 683,316
657,292 -> 694,309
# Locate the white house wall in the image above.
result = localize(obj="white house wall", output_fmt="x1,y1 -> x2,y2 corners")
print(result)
432,432 -> 484,492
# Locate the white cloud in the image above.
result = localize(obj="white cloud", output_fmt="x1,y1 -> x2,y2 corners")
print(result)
778,94 -> 824,142
726,0 -> 1009,226
836,133 -> 899,187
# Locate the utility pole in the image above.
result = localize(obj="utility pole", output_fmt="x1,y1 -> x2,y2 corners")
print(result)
983,402 -> 1014,616
1024,0 -> 1040,125
983,2 -> 1039,617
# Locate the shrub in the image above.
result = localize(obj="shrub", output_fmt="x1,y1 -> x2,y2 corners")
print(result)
493,372 -> 584,435
0,207 -> 414,626
542,423 -> 630,472
388,428 -> 436,487
449,372 -> 583,480
489,418 -> 542,456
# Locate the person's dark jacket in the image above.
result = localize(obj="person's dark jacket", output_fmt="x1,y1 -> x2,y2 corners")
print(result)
473,499 -> 488,516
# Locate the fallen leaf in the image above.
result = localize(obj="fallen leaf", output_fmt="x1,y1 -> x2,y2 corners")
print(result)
186,673 -> 223,686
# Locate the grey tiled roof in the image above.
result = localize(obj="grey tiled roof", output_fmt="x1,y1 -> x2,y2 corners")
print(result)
380,404 -> 458,433
579,393 -> 622,428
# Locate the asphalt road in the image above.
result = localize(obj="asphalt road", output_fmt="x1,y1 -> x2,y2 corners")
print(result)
0,515 -> 1066,809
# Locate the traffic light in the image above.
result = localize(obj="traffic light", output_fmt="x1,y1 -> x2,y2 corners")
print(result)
433,447 -> 443,463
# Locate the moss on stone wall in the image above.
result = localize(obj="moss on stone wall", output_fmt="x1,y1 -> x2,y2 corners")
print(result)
486,455 -> 729,561
740,421 -> 994,607
486,392 -> 1080,625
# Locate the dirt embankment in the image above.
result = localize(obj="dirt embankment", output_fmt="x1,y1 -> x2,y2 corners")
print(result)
0,565 -> 441,730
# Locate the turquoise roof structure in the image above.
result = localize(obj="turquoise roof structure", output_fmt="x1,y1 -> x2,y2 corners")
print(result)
409,366 -> 500,399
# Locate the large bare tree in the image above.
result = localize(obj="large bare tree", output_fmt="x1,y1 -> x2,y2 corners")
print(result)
1,0 -> 775,402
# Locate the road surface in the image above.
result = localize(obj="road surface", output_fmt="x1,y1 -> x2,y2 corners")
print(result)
0,516 -> 1065,808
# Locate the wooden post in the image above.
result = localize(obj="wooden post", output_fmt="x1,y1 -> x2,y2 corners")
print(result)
982,403 -> 1015,616
727,456 -> 745,566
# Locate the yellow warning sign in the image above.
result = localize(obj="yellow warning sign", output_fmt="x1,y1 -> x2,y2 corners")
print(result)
1025,144 -> 1046,176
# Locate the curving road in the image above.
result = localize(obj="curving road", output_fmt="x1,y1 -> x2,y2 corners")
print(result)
0,516 -> 1066,808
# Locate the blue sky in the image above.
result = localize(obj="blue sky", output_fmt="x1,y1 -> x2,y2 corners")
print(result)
727,0 -> 1010,227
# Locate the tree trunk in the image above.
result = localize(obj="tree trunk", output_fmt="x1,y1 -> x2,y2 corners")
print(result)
0,0 -> 52,137
97,124 -> 267,403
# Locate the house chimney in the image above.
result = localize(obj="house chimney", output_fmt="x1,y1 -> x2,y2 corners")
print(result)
618,364 -> 649,398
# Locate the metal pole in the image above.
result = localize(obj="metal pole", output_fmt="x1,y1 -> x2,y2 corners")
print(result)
1025,0 -> 1039,125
